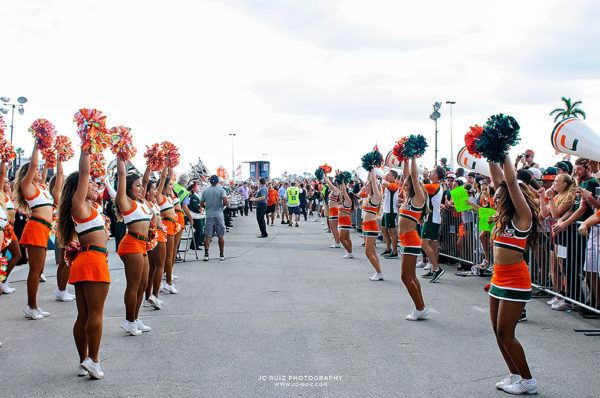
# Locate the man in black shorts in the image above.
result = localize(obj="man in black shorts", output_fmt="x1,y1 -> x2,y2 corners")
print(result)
381,170 -> 399,258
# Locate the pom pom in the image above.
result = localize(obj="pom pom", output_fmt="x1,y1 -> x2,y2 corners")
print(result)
484,283 -> 491,292
29,119 -> 56,150
161,141 -> 180,168
0,256 -> 7,283
41,147 -> 57,169
314,168 -> 324,181
319,164 -> 332,174
73,109 -> 110,154
89,152 -> 107,179
464,125 -> 483,158
146,223 -> 159,251
0,139 -> 16,163
402,134 -> 428,159
0,115 -> 6,139
109,126 -> 137,161
393,137 -> 408,162
2,224 -> 13,250
55,135 -> 75,162
50,207 -> 58,235
361,151 -> 383,171
477,114 -> 521,163
144,143 -> 166,171
64,240 -> 81,269
334,171 -> 353,185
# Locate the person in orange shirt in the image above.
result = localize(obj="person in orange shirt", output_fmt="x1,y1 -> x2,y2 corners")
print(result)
266,183 -> 279,226
380,170 -> 399,259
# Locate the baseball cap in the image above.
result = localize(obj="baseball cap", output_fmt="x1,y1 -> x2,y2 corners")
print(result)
209,175 -> 219,185
446,172 -> 456,179
556,161 -> 569,173
542,167 -> 558,181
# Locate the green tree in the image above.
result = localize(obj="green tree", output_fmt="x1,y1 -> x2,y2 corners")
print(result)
549,96 -> 586,123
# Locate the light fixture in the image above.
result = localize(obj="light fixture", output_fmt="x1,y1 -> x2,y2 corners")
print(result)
18,106 -> 24,115
17,97 -> 27,104
0,108 -> 8,115
0,97 -> 9,103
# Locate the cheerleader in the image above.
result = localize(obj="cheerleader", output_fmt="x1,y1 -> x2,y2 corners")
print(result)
157,165 -> 178,294
115,157 -> 154,335
14,144 -> 54,319
0,161 -> 21,294
323,174 -> 342,248
338,180 -> 356,258
487,154 -> 540,394
171,167 -> 185,277
57,149 -> 110,379
398,158 -> 429,320
362,169 -> 383,280
143,167 -> 166,310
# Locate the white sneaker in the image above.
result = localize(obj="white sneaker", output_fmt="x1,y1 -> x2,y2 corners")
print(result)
496,374 -> 521,390
164,283 -> 178,294
55,289 -> 74,302
159,283 -> 169,293
551,299 -> 573,311
343,253 -> 354,259
423,262 -> 432,271
172,274 -> 179,280
142,299 -> 153,307
330,243 -> 341,248
415,259 -> 426,268
1,282 -> 15,294
321,220 -> 325,225
37,307 -> 50,317
82,357 -> 104,379
39,273 -> 47,282
77,364 -> 89,377
23,305 -> 43,320
503,378 -> 539,395
121,320 -> 142,336
405,307 -> 430,321
135,319 -> 151,332
220,254 -> 225,261
546,297 -> 559,306
148,295 -> 163,310
369,273 -> 384,281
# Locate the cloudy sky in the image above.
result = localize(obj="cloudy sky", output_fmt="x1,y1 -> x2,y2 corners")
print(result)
2,0 -> 600,178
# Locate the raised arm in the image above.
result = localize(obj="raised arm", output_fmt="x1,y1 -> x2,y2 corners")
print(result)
488,161 -> 504,190
411,158 -> 425,206
341,181 -> 350,204
402,159 -> 409,183
116,158 -> 132,213
22,144 -> 40,189
72,149 -> 92,218
323,174 -> 339,195
142,167 -> 151,199
501,155 -> 531,227
369,170 -> 382,202
0,161 -> 6,190
155,165 -> 168,203
51,153 -> 64,203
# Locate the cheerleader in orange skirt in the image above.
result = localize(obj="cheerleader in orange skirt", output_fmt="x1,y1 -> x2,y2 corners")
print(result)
362,169 -> 383,280
143,167 -> 167,309
157,164 -> 178,294
14,144 -> 54,319
0,161 -> 21,294
323,174 -> 342,248
338,180 -> 356,258
115,157 -> 155,336
57,149 -> 110,378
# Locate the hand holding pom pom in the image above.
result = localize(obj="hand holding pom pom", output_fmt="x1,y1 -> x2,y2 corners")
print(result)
109,126 -> 137,161
161,141 -> 180,168
73,109 -> 110,154
464,125 -> 483,158
319,164 -> 332,174
393,137 -> 408,163
89,152 -> 107,179
55,135 -> 75,162
402,135 -> 428,159
29,119 -> 56,150
0,139 -> 16,163
42,147 -> 57,169
64,240 -> 81,269
361,151 -> 383,171
146,223 -> 159,251
484,283 -> 491,292
144,143 -> 166,171
478,114 -> 520,163
334,171 -> 353,185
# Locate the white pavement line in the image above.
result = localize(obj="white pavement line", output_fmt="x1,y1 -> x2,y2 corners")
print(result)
473,306 -> 487,313
428,307 -> 440,314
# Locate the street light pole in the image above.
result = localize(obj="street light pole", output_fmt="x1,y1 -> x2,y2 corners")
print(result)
430,102 -> 442,166
0,96 -> 27,143
446,101 -> 456,168
229,133 -> 236,181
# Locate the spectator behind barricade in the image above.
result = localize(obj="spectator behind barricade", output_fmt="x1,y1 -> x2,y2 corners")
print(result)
577,202 -> 600,309
515,149 -> 539,170
552,158 -> 600,310
589,160 -> 600,181
470,181 -> 495,271
517,169 -> 541,192
541,167 -> 558,190
440,157 -> 451,172
555,161 -> 571,176
538,173 -> 577,310
467,171 -> 476,185
455,168 -> 465,178
187,182 -> 204,250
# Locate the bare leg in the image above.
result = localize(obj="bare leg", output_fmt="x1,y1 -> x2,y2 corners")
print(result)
4,239 -> 21,278
164,235 -> 175,285
422,239 -> 439,271
82,282 -> 109,362
121,253 -> 144,322
26,246 -> 47,308
73,283 -> 89,363
134,255 -> 149,319
146,250 -> 157,300
339,230 -> 352,253
365,237 -> 382,273
151,242 -> 166,297
382,226 -> 391,251
401,254 -> 425,310
57,247 -> 69,291
330,220 -> 341,244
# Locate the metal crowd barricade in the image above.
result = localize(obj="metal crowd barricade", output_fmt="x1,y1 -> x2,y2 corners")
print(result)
436,208 -> 600,315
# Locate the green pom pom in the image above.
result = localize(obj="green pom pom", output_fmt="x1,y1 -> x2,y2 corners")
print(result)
314,168 -> 324,180
403,134 -> 428,158
335,171 -> 353,185
477,114 -> 520,163
361,151 -> 383,171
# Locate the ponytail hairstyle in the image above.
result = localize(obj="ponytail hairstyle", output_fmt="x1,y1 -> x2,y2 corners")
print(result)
13,162 -> 32,213
57,172 -> 79,245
